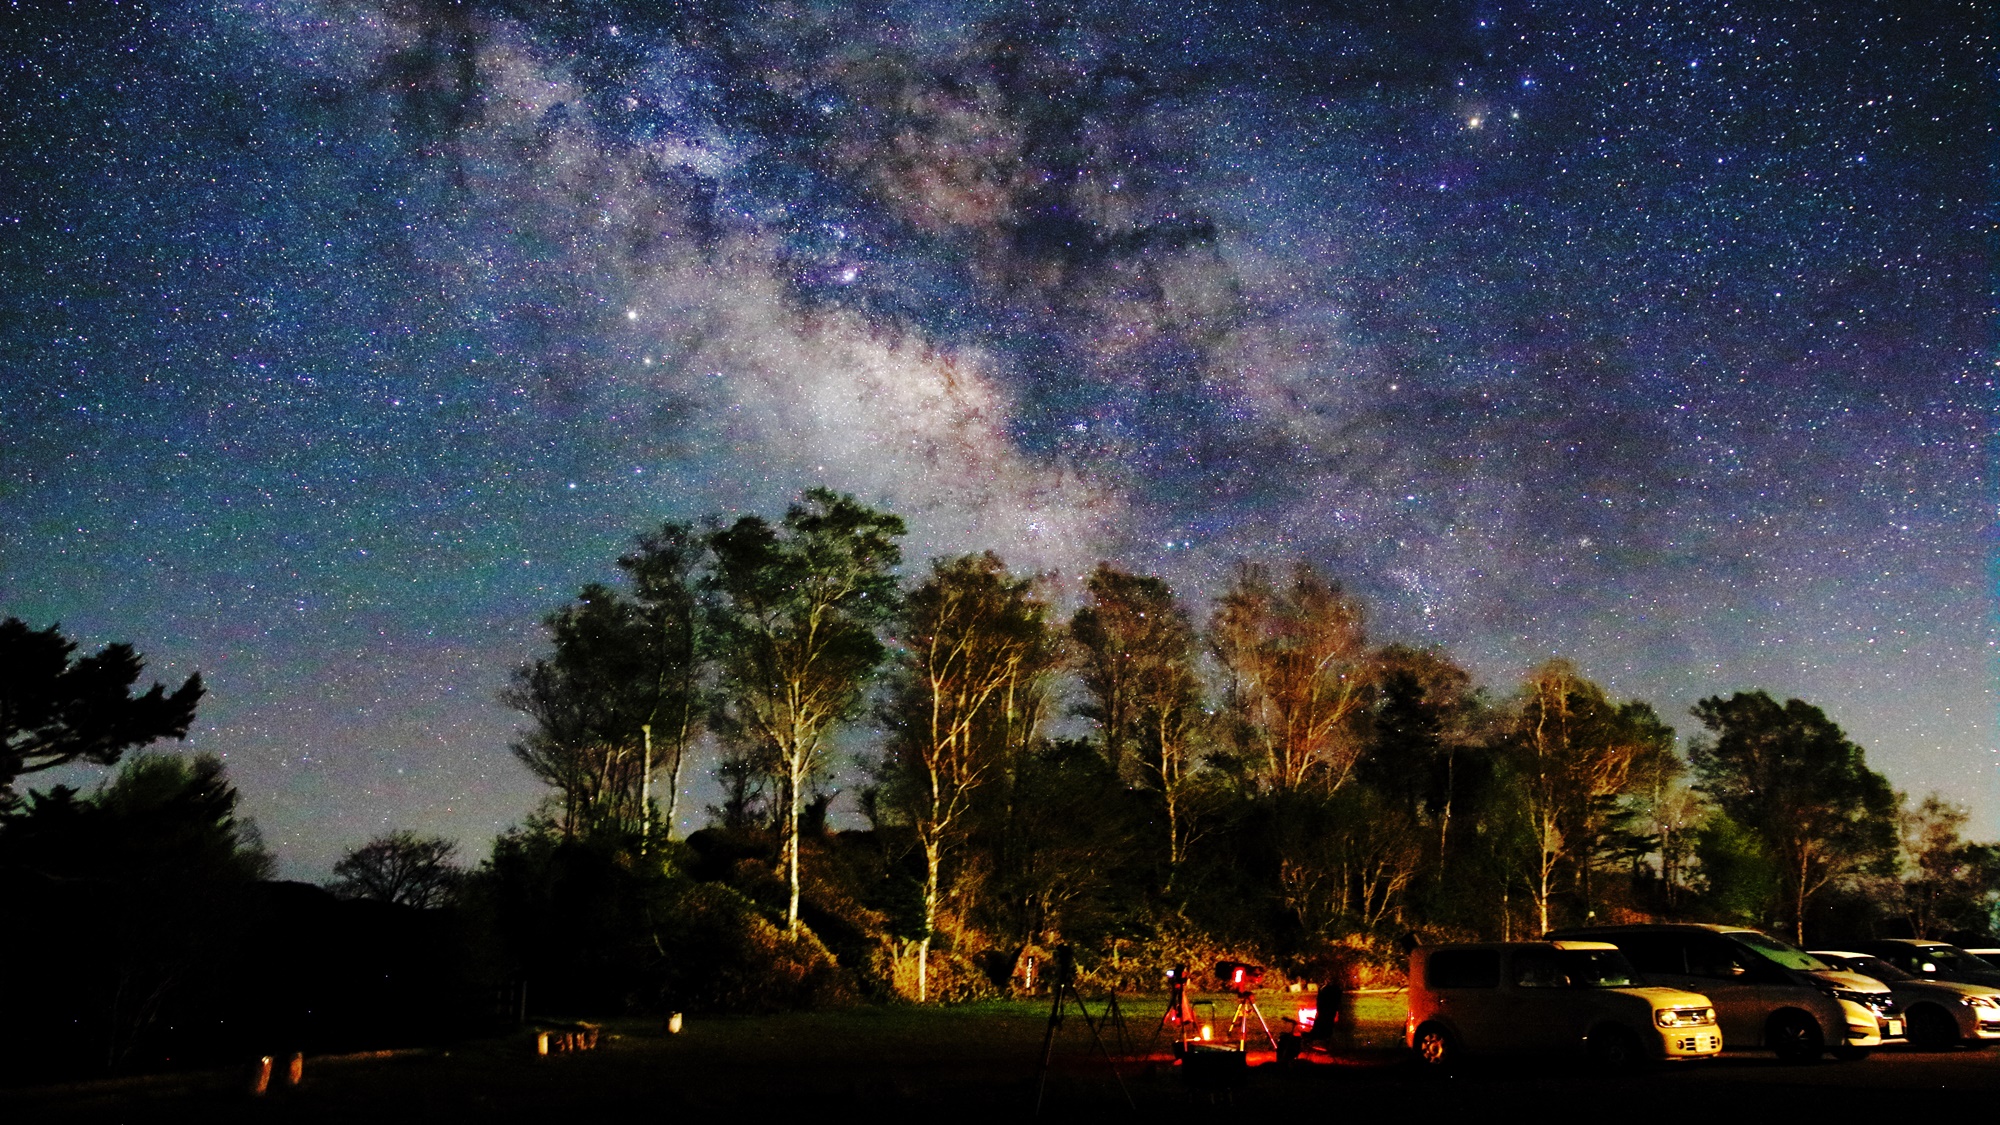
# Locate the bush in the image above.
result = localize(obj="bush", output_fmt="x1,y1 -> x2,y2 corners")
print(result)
654,882 -> 854,1013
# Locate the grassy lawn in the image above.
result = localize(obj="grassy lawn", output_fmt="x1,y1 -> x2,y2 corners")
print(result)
4,990 -> 1415,1121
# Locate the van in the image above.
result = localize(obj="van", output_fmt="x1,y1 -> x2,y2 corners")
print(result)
1404,941 -> 1722,1069
1544,923 -> 1900,1061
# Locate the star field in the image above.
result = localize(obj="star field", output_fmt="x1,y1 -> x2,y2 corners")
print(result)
1,0 -> 1989,876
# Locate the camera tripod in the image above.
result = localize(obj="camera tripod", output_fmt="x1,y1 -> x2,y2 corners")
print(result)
1147,964 -> 1198,1056
1033,945 -> 1134,1113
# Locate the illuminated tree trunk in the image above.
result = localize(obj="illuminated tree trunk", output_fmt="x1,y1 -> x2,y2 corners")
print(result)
919,839 -> 942,1002
892,554 -> 1055,1000
709,490 -> 905,936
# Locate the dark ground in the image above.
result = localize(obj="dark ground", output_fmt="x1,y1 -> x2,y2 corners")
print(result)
7,993 -> 1994,1120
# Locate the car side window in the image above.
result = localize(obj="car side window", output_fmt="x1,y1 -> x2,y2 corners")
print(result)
1513,949 -> 1563,988
1687,936 -> 1752,979
1879,949 -> 1920,973
1427,949 -> 1501,989
1613,934 -> 1684,975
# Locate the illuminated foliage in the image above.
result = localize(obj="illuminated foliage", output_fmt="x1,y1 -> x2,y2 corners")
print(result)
880,552 -> 1057,1000
708,488 -> 906,933
1499,661 -> 1657,935
1210,562 -> 1370,793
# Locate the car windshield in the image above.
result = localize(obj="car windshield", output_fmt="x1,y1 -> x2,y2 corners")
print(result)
1844,955 -> 1912,982
1729,931 -> 1831,971
1915,946 -> 1995,972
1560,948 -> 1642,987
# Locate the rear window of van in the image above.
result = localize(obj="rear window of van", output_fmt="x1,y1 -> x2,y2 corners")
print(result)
1426,949 -> 1501,989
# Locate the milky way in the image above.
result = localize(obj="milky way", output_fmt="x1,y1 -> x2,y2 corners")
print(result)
3,1 -> 1988,876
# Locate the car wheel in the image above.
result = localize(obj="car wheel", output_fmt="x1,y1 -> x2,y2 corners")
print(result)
1767,1011 -> 1823,1064
1587,1025 -> 1647,1071
1411,1023 -> 1455,1071
1907,1005 -> 1960,1051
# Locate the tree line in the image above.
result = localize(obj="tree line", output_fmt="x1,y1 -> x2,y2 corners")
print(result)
2,487 -> 1994,1076
496,488 -> 1998,1000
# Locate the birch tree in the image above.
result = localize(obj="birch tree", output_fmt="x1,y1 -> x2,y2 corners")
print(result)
1503,660 -> 1648,934
708,488 -> 904,933
1210,562 -> 1370,792
504,523 -> 706,840
1069,564 -> 1204,874
884,552 -> 1055,1000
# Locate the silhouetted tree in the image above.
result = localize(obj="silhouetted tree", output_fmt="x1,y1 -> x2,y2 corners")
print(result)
1357,644 -> 1480,858
0,618 -> 203,801
330,831 -> 463,909
504,588 -> 654,837
504,523 -> 707,840
1069,563 -> 1204,875
1691,691 -> 1898,942
0,753 -> 268,1071
619,523 -> 708,838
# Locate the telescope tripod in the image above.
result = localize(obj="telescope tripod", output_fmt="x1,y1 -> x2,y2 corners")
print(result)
1033,945 -> 1134,1114
1228,990 -> 1277,1050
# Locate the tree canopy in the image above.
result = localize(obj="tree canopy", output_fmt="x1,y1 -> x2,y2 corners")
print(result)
0,618 -> 204,801
330,831 -> 464,909
707,487 -> 905,932
1691,691 -> 1898,942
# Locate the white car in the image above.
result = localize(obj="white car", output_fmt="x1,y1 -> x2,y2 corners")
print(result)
1545,924 -> 1900,1061
1813,950 -> 2000,1050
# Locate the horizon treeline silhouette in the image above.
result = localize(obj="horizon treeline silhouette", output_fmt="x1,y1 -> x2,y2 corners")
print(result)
2,487 -> 1993,1078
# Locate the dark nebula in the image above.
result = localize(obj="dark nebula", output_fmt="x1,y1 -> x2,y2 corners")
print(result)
2,0 -> 1986,873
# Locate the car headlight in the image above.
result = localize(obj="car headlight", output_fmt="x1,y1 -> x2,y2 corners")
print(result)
1656,1007 -> 1717,1027
1815,983 -> 1893,1012
1963,995 -> 2000,1010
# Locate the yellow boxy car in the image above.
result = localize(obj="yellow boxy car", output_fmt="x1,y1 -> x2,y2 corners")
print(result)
1406,941 -> 1723,1069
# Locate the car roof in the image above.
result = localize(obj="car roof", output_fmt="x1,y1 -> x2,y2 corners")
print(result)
1865,938 -> 1951,948
1809,950 -> 1865,959
1545,922 -> 1741,934
1422,940 -> 1620,952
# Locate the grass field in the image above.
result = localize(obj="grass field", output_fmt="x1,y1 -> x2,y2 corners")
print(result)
4,990 -> 1414,1121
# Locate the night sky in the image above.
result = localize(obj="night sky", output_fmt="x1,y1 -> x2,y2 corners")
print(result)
3,1 -> 1989,878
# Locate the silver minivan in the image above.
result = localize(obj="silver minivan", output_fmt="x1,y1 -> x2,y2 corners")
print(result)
1405,941 -> 1722,1069
1545,924 -> 1901,1061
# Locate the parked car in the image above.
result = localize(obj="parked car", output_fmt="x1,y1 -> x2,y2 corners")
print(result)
1544,923 -> 1899,1061
1812,950 -> 2000,1050
1405,940 -> 1721,1070
1855,940 -> 2000,990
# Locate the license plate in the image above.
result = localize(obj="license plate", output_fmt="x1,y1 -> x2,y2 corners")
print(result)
1886,1019 -> 1904,1037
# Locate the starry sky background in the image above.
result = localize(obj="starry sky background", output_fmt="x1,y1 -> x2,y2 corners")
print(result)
3,0 -> 1990,879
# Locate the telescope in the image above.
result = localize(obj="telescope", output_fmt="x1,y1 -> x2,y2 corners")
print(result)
1214,960 -> 1265,994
